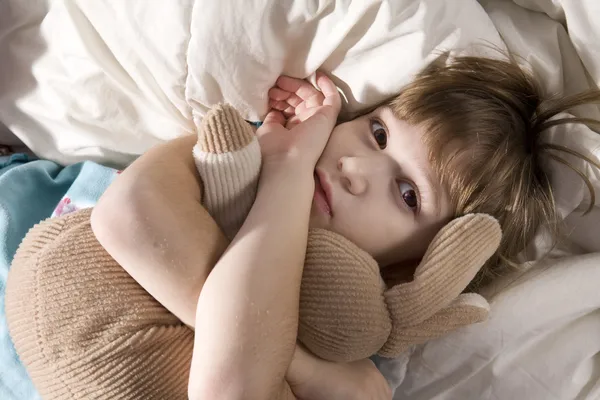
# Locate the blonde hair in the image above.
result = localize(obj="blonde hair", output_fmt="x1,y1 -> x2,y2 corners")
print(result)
389,53 -> 600,290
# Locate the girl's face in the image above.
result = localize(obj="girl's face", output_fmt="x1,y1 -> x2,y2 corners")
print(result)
309,106 -> 453,267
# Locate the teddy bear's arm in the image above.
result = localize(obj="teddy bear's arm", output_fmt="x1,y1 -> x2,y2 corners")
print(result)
193,104 -> 261,240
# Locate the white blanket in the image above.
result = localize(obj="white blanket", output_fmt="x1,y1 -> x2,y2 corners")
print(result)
1,1 -> 599,398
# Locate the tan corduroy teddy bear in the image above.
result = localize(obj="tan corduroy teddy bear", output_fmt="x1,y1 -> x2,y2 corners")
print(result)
193,104 -> 501,362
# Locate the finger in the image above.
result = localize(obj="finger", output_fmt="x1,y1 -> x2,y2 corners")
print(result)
316,71 -> 342,113
269,99 -> 290,112
262,109 -> 286,126
270,97 -> 300,117
283,105 -> 296,118
306,92 -> 326,109
294,101 -> 309,117
294,92 -> 325,117
291,107 -> 336,144
285,115 -> 301,129
294,107 -> 319,123
284,93 -> 304,108
268,87 -> 292,101
276,75 -> 321,101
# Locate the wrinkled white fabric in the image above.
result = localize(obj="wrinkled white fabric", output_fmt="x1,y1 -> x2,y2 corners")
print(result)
0,0 -> 599,399
0,0 -> 503,166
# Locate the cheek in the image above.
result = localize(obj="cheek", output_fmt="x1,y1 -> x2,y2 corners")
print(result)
374,229 -> 427,266
394,221 -> 448,263
339,205 -> 412,260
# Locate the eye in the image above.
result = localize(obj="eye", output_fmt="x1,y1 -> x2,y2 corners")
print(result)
370,119 -> 387,149
398,181 -> 419,212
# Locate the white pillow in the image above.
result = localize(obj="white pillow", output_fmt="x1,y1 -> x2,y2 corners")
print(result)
0,0 -> 501,167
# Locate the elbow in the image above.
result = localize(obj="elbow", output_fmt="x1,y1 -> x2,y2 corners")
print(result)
90,178 -> 141,254
188,381 -> 288,400
188,378 -> 247,400
90,192 -> 115,247
187,365 -> 283,400
187,383 -> 217,400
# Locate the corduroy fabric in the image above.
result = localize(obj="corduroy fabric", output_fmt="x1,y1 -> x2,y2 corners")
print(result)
298,215 -> 500,362
299,228 -> 392,361
5,209 -> 192,400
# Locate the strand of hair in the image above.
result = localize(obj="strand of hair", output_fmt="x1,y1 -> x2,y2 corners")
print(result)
537,117 -> 600,133
545,153 -> 596,215
540,143 -> 600,171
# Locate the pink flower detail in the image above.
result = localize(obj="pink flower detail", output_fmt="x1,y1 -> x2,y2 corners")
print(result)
54,196 -> 79,217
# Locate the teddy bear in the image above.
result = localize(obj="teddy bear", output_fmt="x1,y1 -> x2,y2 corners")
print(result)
4,104 -> 500,400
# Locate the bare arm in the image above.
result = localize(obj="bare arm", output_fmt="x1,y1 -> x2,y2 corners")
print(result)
92,135 -> 303,398
91,135 -> 228,328
187,73 -> 345,397
188,162 -> 313,399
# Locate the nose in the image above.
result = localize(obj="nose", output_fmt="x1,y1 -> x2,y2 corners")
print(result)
337,156 -> 369,195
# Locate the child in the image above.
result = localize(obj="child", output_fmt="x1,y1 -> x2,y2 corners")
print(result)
91,53 -> 599,398
7,52 -> 600,400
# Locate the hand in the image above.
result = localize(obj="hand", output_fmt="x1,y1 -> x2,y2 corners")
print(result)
288,345 -> 392,400
257,72 -> 341,173
268,72 -> 338,129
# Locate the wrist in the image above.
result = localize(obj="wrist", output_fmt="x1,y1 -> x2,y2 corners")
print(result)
259,159 -> 315,192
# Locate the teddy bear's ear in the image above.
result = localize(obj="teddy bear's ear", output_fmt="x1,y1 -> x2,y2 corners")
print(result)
378,214 -> 500,357
297,228 -> 392,362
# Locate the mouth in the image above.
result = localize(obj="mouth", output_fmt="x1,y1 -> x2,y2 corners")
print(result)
314,168 -> 333,217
